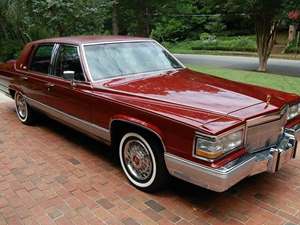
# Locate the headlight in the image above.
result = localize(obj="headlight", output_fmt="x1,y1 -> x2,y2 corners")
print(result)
194,129 -> 244,161
288,103 -> 300,120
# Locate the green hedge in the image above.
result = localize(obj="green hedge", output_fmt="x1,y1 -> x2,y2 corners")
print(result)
285,40 -> 299,53
164,35 -> 257,53
191,35 -> 257,52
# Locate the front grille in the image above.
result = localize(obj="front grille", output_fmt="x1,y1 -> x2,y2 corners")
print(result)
246,112 -> 287,153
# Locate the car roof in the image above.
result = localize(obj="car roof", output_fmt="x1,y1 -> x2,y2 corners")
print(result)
31,35 -> 151,45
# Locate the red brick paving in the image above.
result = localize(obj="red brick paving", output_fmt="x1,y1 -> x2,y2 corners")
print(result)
1,100 -> 300,225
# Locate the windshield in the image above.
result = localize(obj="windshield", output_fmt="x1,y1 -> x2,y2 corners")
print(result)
84,41 -> 183,81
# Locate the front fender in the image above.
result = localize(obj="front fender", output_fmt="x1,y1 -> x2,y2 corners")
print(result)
109,114 -> 165,147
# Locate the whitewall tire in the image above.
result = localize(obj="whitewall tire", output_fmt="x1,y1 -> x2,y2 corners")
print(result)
15,92 -> 35,125
119,131 -> 169,192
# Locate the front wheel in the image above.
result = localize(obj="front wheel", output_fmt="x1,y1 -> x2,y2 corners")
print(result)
15,92 -> 36,125
119,131 -> 169,192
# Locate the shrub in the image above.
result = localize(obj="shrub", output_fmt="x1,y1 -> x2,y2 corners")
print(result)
285,40 -> 300,53
191,35 -> 257,52
199,33 -> 217,43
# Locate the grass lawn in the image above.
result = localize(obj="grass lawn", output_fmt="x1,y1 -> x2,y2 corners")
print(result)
188,65 -> 300,95
164,34 -> 300,60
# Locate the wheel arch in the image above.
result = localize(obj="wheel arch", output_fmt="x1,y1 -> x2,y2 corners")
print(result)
8,85 -> 22,99
8,89 -> 16,99
109,115 -> 166,153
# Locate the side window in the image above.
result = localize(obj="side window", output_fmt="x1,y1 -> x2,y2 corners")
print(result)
54,45 -> 85,81
30,45 -> 54,74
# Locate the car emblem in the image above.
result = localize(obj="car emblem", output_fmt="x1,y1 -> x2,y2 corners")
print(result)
265,94 -> 272,108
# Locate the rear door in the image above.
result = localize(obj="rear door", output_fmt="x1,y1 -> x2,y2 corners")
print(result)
22,44 -> 56,104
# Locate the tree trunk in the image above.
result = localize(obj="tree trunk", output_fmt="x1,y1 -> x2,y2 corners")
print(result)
112,1 -> 119,35
258,56 -> 268,72
137,0 -> 150,37
288,25 -> 297,43
145,7 -> 150,36
255,17 -> 279,72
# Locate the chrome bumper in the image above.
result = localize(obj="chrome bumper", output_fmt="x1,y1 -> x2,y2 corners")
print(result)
165,128 -> 299,192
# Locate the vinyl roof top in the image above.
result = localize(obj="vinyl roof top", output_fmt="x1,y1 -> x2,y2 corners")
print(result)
32,35 -> 151,45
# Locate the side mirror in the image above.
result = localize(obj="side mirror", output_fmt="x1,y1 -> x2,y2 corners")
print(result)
63,71 -> 75,81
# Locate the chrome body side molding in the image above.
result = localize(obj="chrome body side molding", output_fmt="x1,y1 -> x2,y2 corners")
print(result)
0,82 -> 9,96
25,97 -> 111,144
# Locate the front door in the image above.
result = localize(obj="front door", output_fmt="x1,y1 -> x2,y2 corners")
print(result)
44,44 -> 92,123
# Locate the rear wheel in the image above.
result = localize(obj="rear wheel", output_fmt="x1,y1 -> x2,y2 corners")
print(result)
119,131 -> 169,192
15,92 -> 36,125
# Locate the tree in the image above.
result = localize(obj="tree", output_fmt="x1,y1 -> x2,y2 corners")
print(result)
287,3 -> 300,44
151,0 -> 210,41
116,0 -> 179,37
0,0 -> 112,61
30,0 -> 111,36
288,10 -> 299,43
251,1 -> 283,72
203,0 -> 293,72
112,1 -> 119,35
1,0 -> 299,65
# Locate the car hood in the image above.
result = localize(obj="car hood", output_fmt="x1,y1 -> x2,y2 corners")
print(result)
100,69 -> 292,116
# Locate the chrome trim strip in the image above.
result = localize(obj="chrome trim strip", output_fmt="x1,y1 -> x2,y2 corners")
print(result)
82,39 -> 155,46
246,105 -> 288,128
245,107 -> 288,153
166,152 -> 256,175
195,124 -> 245,139
50,43 -> 60,75
0,83 -> 9,95
165,152 -> 256,192
154,40 -> 186,68
25,97 -> 111,143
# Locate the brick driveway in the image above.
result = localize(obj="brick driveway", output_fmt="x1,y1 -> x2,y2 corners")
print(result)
1,98 -> 300,225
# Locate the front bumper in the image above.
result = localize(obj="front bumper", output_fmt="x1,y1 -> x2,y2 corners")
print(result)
165,128 -> 299,192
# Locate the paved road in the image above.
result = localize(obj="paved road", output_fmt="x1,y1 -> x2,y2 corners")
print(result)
0,100 -> 300,224
175,54 -> 300,76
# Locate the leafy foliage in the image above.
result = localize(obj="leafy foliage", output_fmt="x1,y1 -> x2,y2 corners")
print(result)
0,0 -> 299,66
0,0 -> 111,61
286,39 -> 300,53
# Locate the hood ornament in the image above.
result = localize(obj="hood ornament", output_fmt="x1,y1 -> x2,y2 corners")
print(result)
265,94 -> 272,108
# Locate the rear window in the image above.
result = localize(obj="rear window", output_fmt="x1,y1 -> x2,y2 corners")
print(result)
30,45 -> 54,74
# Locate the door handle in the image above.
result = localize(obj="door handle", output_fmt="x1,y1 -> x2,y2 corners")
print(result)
46,83 -> 55,91
46,83 -> 55,87
21,76 -> 28,81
